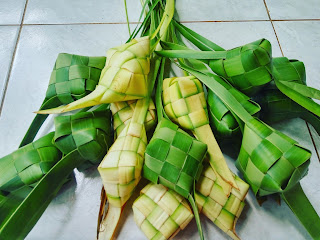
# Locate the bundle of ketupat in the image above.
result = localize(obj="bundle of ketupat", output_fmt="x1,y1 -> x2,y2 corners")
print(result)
37,37 -> 150,114
111,99 -> 157,138
20,53 -> 106,147
133,183 -> 194,240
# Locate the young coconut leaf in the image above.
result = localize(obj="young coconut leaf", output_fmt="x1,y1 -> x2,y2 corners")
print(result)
111,99 -> 157,138
158,39 -> 273,96
143,118 -> 207,240
195,162 -> 249,240
53,105 -> 113,171
162,76 -> 238,189
133,183 -> 194,240
0,106 -> 113,240
272,57 -> 320,118
20,53 -> 106,147
175,62 -> 320,240
37,37 -> 151,114
0,132 -> 62,192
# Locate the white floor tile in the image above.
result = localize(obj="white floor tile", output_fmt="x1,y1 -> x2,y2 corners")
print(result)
0,26 -> 19,103
176,0 -> 269,21
24,0 -> 142,24
266,0 -> 320,20
0,0 -> 26,24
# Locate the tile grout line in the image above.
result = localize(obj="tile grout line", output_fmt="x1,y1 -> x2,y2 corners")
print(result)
0,0 -> 29,116
263,0 -> 320,162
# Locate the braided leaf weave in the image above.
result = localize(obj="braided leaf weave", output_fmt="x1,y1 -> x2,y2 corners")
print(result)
163,76 -> 208,131
236,118 -> 311,196
195,163 -> 249,240
0,132 -> 62,192
207,85 -> 260,141
42,53 -> 106,109
133,183 -> 194,240
111,99 -> 157,138
98,121 -> 147,207
54,109 -> 113,169
208,39 -> 273,96
143,118 -> 207,199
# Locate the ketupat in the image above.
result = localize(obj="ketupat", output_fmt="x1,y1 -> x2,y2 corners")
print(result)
162,76 -> 237,190
20,53 -> 106,147
196,163 -> 249,240
111,99 -> 157,138
133,183 -> 194,240
0,132 -> 62,192
37,37 -> 151,114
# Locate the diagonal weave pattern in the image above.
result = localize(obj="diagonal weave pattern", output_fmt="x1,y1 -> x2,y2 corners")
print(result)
143,118 -> 207,199
111,99 -> 157,138
133,183 -> 194,240
163,76 -> 208,131
0,132 -> 62,192
208,39 -> 273,96
195,163 -> 249,240
98,121 -> 147,207
54,109 -> 113,169
43,53 -> 106,108
236,118 -> 311,196
207,84 -> 260,141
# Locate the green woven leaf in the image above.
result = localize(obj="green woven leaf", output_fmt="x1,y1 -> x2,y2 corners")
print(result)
236,118 -> 311,196
19,53 -> 106,147
195,163 -> 249,240
37,37 -> 151,114
0,132 -> 62,192
144,118 -> 207,198
111,99 -> 157,138
133,183 -> 194,240
54,107 -> 113,170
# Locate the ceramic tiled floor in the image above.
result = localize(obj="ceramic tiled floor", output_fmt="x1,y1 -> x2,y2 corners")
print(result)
0,1 -> 319,240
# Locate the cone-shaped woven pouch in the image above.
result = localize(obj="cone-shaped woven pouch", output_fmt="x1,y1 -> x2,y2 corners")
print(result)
111,99 -> 157,138
38,37 -> 150,114
236,118 -> 310,196
133,183 -> 194,240
54,108 -> 113,170
162,76 -> 237,189
208,39 -> 273,96
19,54 -> 106,147
98,121 -> 147,207
0,132 -> 62,192
143,118 -> 206,198
207,85 -> 260,142
195,163 -> 249,240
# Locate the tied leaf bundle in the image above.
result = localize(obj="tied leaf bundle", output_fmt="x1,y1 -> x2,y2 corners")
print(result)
54,107 -> 113,170
133,183 -> 194,240
37,37 -> 151,114
0,132 -> 62,192
20,53 -> 106,147
143,118 -> 207,240
195,163 -> 249,240
162,76 -> 237,189
111,99 -> 157,138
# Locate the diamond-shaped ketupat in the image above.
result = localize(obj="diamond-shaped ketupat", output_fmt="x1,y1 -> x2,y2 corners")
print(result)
143,118 -> 207,199
133,183 -> 194,240
195,163 -> 249,240
236,118 -> 311,197
53,107 -> 113,170
0,132 -> 62,192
